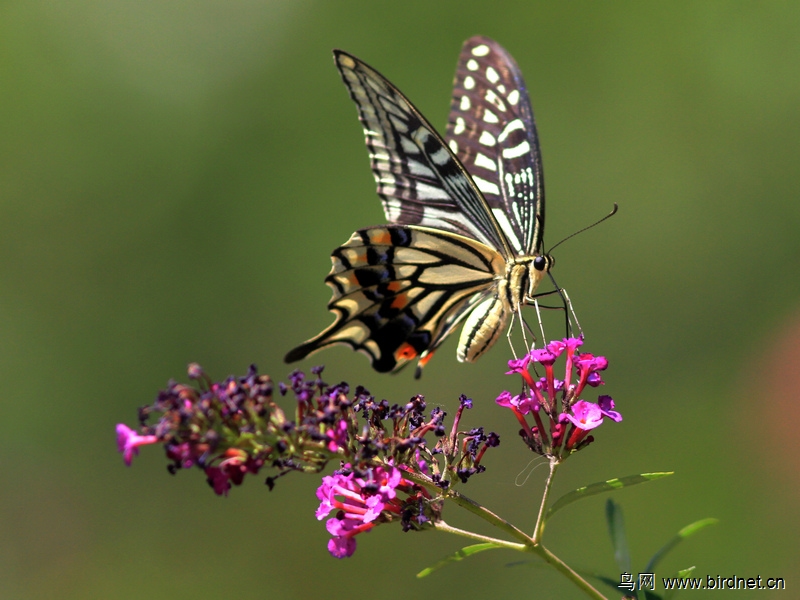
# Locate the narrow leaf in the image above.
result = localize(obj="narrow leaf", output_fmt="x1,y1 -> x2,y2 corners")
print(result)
545,472 -> 674,522
416,543 -> 503,577
644,519 -> 718,573
663,566 -> 696,600
606,499 -> 632,574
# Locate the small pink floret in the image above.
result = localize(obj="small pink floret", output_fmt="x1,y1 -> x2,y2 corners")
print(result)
566,400 -> 604,431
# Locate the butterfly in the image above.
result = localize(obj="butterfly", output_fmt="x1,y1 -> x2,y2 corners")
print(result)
285,36 -> 557,378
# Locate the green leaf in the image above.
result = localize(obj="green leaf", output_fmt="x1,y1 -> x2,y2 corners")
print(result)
676,566 -> 697,578
416,543 -> 503,577
606,499 -> 632,574
644,519 -> 718,573
545,472 -> 674,522
663,566 -> 696,600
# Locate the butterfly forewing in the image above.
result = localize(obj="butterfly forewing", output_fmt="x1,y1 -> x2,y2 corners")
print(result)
446,36 -> 545,256
334,50 -> 511,257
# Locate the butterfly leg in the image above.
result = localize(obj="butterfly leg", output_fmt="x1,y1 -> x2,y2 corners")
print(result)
534,298 -> 547,348
505,311 -> 521,360
560,288 -> 583,340
526,286 -> 576,340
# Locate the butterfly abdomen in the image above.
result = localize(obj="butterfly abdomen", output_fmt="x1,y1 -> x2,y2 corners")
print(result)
457,285 -> 509,363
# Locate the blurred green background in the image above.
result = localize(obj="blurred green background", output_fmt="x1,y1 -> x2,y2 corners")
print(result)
2,1 -> 799,598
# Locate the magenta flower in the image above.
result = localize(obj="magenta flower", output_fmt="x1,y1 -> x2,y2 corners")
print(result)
205,466 -> 231,496
529,348 -> 557,365
565,400 -> 604,431
598,395 -> 622,422
115,424 -> 158,466
316,464 -> 411,557
498,338 -> 621,458
546,338 -> 568,357
326,419 -> 349,452
506,355 -> 535,387
325,516 -> 369,558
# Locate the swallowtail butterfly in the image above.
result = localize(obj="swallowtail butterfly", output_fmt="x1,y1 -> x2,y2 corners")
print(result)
286,36 -> 557,377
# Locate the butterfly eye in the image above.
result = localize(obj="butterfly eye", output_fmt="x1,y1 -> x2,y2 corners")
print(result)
533,255 -> 551,272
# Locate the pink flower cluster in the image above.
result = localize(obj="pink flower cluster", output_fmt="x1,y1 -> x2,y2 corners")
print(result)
496,338 -> 621,457
315,464 -> 427,558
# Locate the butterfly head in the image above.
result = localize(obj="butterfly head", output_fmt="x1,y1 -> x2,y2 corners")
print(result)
517,253 -> 552,300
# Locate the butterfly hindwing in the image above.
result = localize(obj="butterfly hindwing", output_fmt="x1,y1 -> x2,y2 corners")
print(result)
446,36 -> 545,256
284,225 -> 504,372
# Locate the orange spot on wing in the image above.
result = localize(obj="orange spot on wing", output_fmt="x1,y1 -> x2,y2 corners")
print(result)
390,292 -> 408,309
386,281 -> 403,292
369,229 -> 392,246
395,342 -> 418,361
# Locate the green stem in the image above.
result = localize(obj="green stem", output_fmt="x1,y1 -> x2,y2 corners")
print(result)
532,544 -> 608,600
402,470 -> 533,545
444,488 -> 533,545
432,520 -> 527,551
532,456 -> 559,542
403,461 -> 607,598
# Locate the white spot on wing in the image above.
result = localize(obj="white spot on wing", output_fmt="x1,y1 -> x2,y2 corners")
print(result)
407,159 -> 435,178
417,129 -> 435,147
485,90 -> 506,112
471,44 -> 490,57
497,84 -> 506,94
448,139 -> 459,154
472,175 -> 500,196
483,109 -> 499,124
498,119 -> 525,143
389,115 -> 408,133
453,117 -> 466,135
486,66 -> 499,84
507,90 -> 520,106
460,95 -> 471,110
384,199 -> 402,221
466,59 -> 479,71
464,76 -> 475,90
504,172 -> 515,196
400,135 -> 419,154
430,147 -> 450,166
415,181 -> 450,199
478,131 -> 496,146
502,140 -> 531,159
474,152 -> 497,171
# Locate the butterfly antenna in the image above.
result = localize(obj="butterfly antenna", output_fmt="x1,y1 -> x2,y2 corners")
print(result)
547,203 -> 618,254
